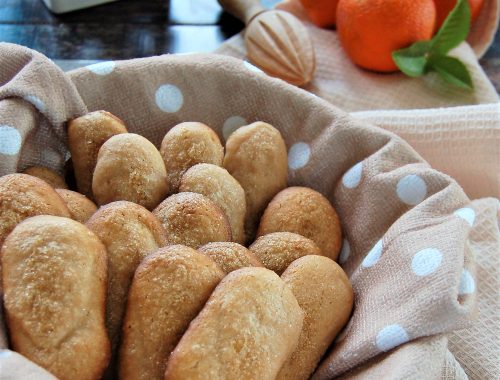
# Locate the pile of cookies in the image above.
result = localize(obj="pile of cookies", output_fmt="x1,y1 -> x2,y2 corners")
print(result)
0,110 -> 353,380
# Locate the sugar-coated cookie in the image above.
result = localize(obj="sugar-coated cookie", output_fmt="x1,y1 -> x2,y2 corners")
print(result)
278,255 -> 354,380
119,245 -> 224,380
223,122 -> 287,241
164,267 -> 303,380
249,232 -> 322,274
1,215 -> 110,380
23,166 -> 68,189
180,163 -> 246,244
258,187 -> 342,260
68,110 -> 127,197
0,173 -> 70,247
153,192 -> 231,248
86,201 -> 168,374
56,189 -> 97,223
92,133 -> 168,210
160,122 -> 223,194
198,241 -> 263,273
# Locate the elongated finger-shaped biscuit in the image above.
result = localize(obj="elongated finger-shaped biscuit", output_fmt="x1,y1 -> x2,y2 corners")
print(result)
278,255 -> 353,380
1,215 -> 110,380
68,110 -> 128,197
56,189 -> 97,223
160,122 -> 224,193
249,232 -> 323,275
258,187 -> 342,260
180,163 -> 246,243
164,267 -> 304,380
0,174 -> 70,246
153,192 -> 232,248
223,122 -> 288,241
198,242 -> 263,273
86,201 -> 168,372
93,133 -> 169,210
23,166 -> 68,189
120,245 -> 224,380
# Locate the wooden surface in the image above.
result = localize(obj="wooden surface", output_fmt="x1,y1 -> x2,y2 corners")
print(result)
0,0 -> 499,92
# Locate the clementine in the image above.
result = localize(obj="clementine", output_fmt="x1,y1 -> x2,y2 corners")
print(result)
336,0 -> 437,72
434,0 -> 484,30
299,0 -> 340,28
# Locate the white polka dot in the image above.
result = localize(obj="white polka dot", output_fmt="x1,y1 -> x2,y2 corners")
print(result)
0,349 -> 11,358
0,125 -> 22,155
223,116 -> 247,140
24,95 -> 46,113
376,324 -> 409,352
86,61 -> 116,75
454,207 -> 475,227
459,269 -> 475,295
339,239 -> 350,264
342,162 -> 363,188
155,84 -> 183,113
362,239 -> 383,268
397,174 -> 427,205
412,248 -> 442,276
288,142 -> 311,170
243,60 -> 264,73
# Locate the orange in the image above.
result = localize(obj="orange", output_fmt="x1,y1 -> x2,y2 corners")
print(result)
434,0 -> 484,30
336,0 -> 436,72
299,0 -> 340,28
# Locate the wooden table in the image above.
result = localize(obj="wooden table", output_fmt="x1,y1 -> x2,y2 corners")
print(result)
1,0 -> 499,92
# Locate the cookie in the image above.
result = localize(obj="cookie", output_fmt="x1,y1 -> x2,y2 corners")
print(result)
56,189 -> 97,223
180,163 -> 246,244
198,242 -> 263,273
160,122 -> 223,193
92,133 -> 168,210
119,245 -> 224,380
164,267 -> 303,380
223,122 -> 287,241
86,201 -> 168,374
249,232 -> 322,274
23,166 -> 68,189
0,173 -> 70,247
68,110 -> 128,197
153,192 -> 232,248
258,187 -> 342,260
278,255 -> 354,380
1,215 -> 110,380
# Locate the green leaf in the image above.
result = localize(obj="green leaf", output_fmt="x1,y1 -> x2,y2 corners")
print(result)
427,55 -> 473,89
392,41 -> 432,77
431,0 -> 471,55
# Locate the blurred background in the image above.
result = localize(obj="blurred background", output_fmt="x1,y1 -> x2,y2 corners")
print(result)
0,0 -> 280,70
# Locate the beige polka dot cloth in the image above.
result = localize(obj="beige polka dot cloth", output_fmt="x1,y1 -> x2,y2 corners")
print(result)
0,35 -> 498,380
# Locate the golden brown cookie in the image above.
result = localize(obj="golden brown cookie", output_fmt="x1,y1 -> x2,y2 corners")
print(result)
119,245 -> 224,380
153,192 -> 231,248
198,241 -> 263,273
164,267 -> 303,380
55,189 -> 97,223
1,215 -> 110,380
258,186 -> 342,261
249,232 -> 322,275
0,173 -> 70,247
86,201 -> 168,374
68,110 -> 128,197
278,255 -> 354,380
180,163 -> 246,244
160,122 -> 224,193
223,121 -> 288,241
92,133 -> 168,210
22,166 -> 68,189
